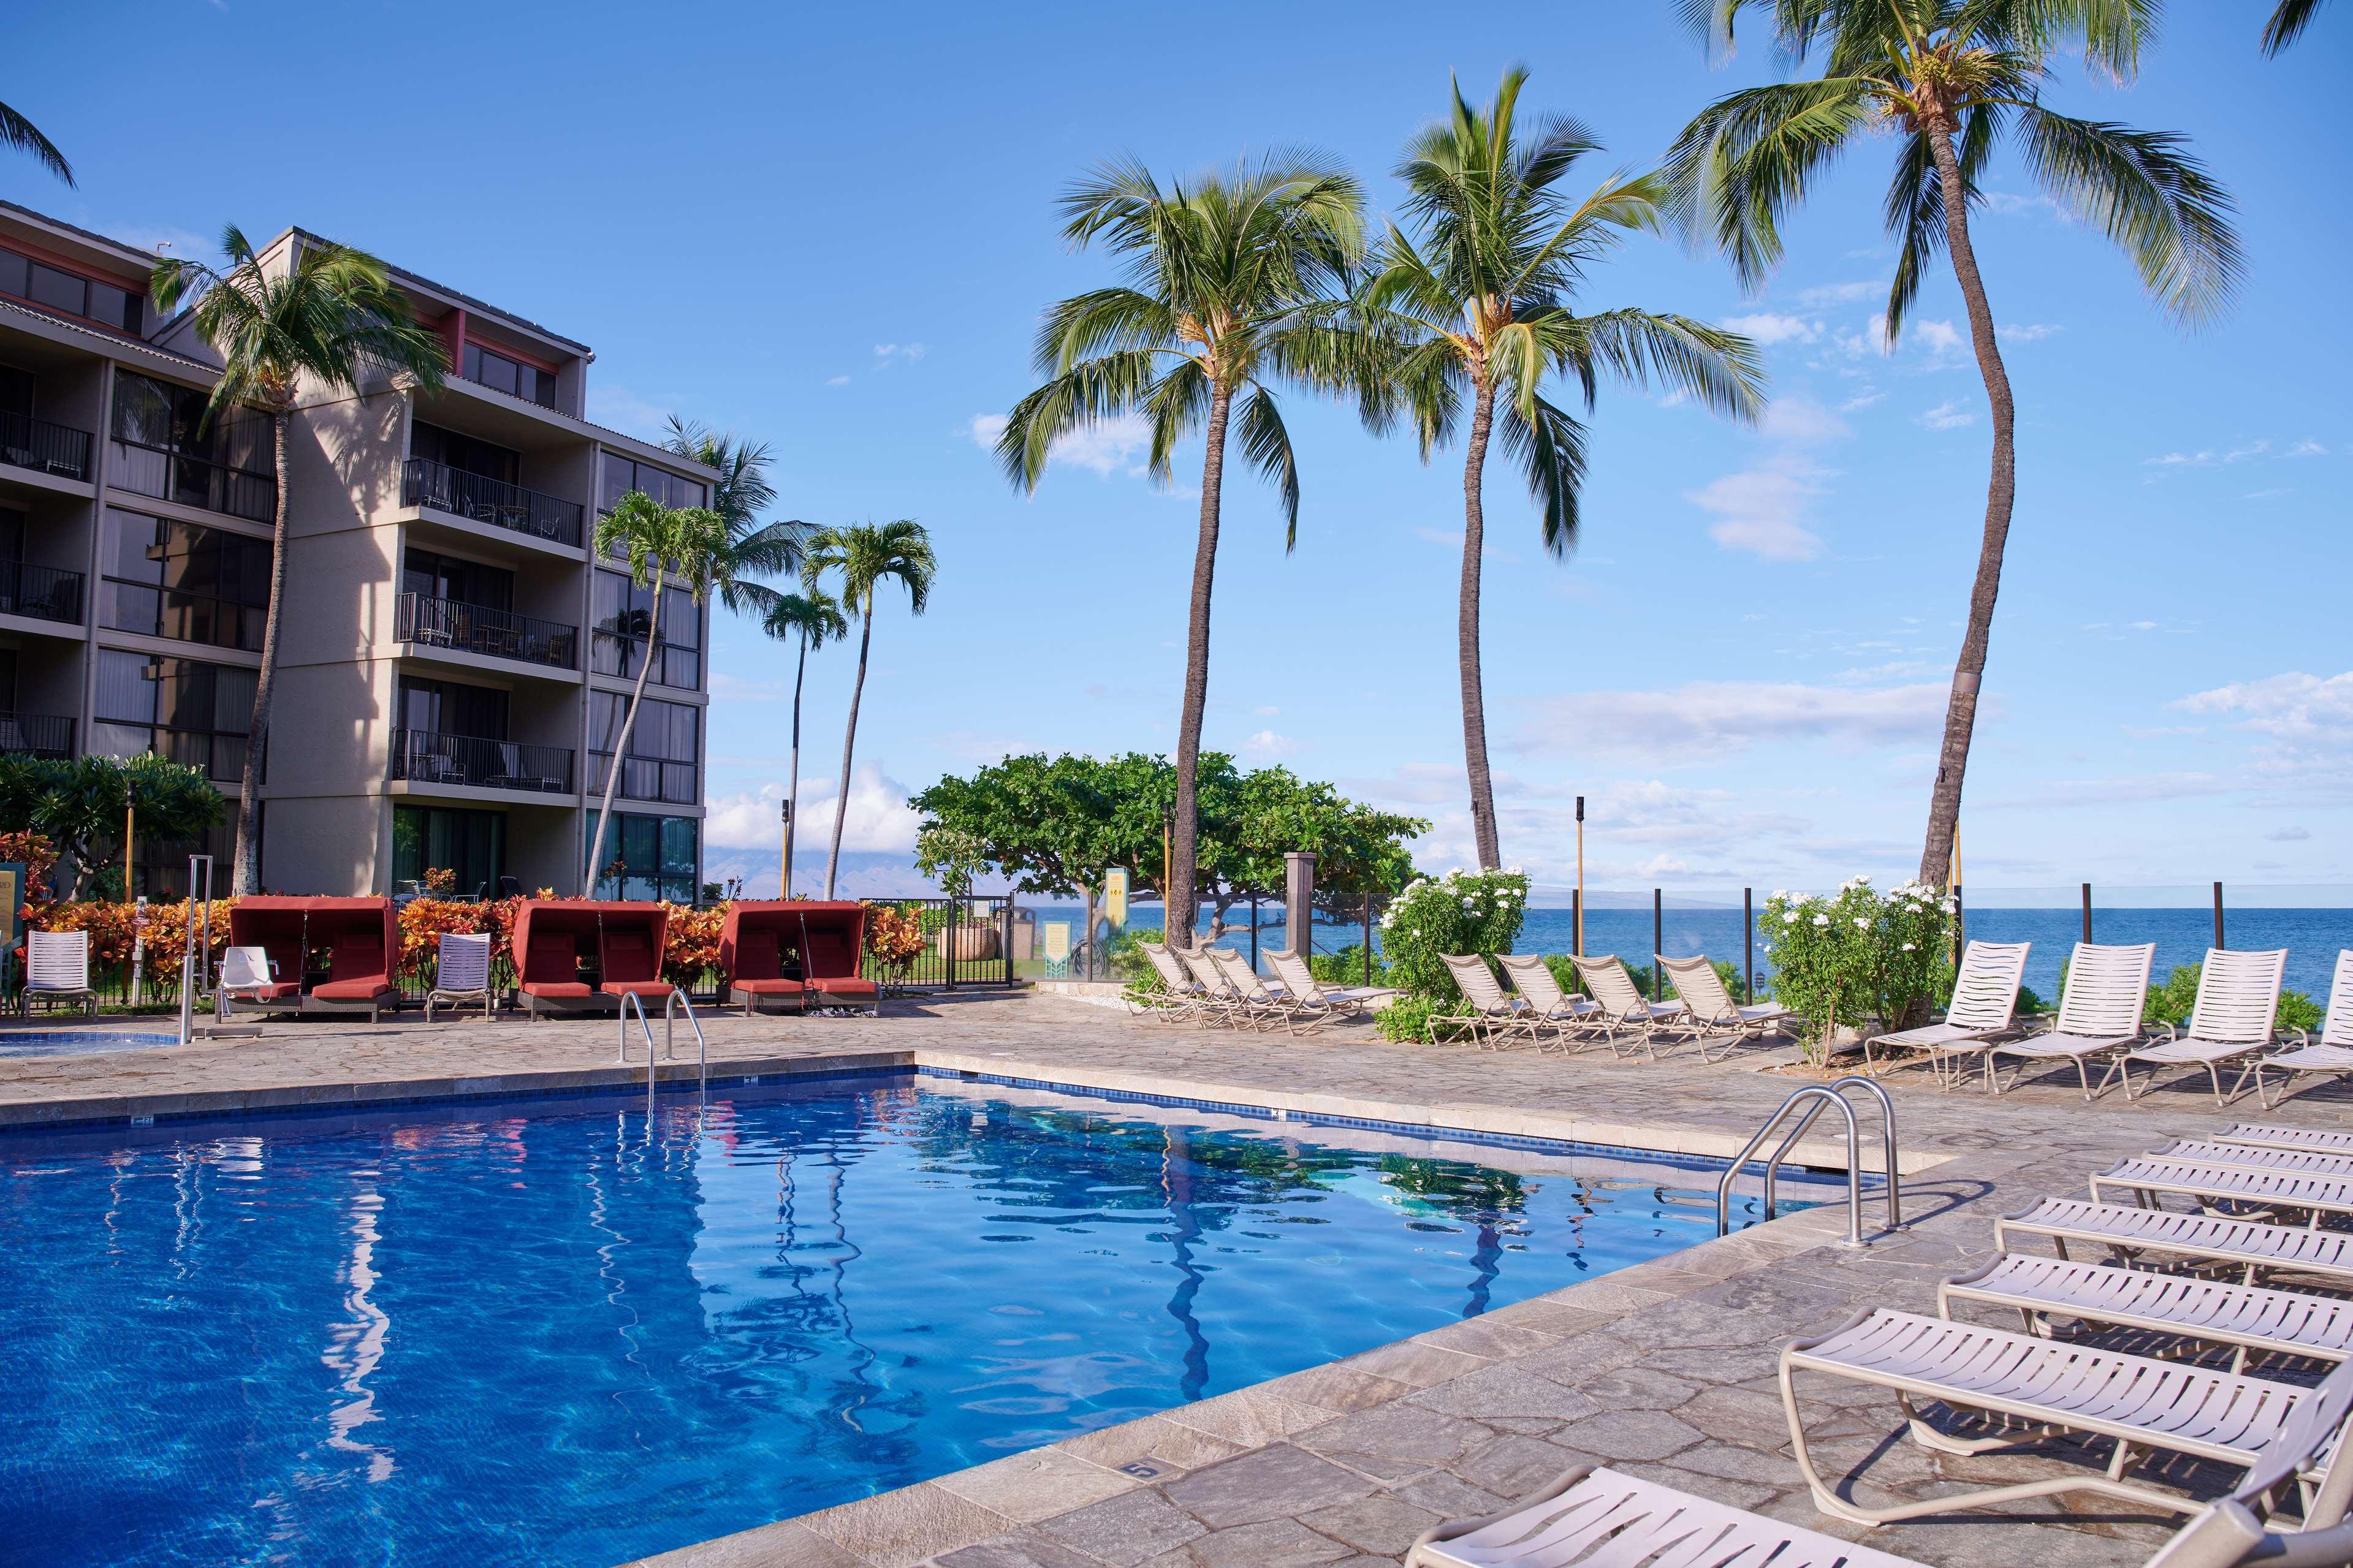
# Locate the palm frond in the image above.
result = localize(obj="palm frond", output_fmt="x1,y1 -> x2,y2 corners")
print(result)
1234,386 -> 1301,549
2262,0 -> 2326,54
1496,395 -> 1589,555
1663,77 -> 1874,292
0,99 -> 72,184
2017,107 -> 2243,325
995,350 -> 1163,490
1565,308 -> 1769,422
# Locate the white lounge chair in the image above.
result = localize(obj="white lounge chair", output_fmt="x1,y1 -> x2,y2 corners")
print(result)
1492,953 -> 1602,1051
2216,1123 -> 2353,1157
1265,949 -> 1394,1034
1860,939 -> 2030,1088
1940,1251 -> 2353,1373
2252,952 -> 2353,1109
1999,1196 -> 2353,1289
2089,1154 -> 2353,1225
1132,942 -> 1209,1024
1436,953 -> 1540,1047
1987,941 -> 2156,1098
426,932 -> 493,1021
1206,948 -> 1290,1033
2146,1138 -> 2353,1180
22,929 -> 96,1017
2112,949 -> 2290,1105
1171,946 -> 1245,1028
1568,954 -> 1688,1059
1656,953 -> 1797,1061
1779,1306 -> 2353,1528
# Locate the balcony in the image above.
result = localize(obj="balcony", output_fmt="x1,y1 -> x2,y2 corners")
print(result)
0,711 -> 73,759
390,729 -> 574,795
0,559 -> 83,625
110,439 -> 275,523
397,593 -> 577,671
403,458 -> 582,547
1,409 -> 93,483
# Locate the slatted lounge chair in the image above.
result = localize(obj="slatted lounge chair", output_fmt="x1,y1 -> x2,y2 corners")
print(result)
425,932 -> 493,1021
1940,1251 -> 2353,1373
2216,1124 -> 2353,1157
1779,1306 -> 2353,1528
21,930 -> 96,1017
1860,939 -> 2031,1088
2147,1138 -> 2353,1180
2252,952 -> 2353,1110
1657,953 -> 1797,1061
1986,941 -> 2156,1098
1569,953 -> 1689,1059
1492,953 -> 1601,1051
1266,949 -> 1395,1034
720,903 -> 807,1017
1132,942 -> 1211,1024
1171,946 -> 1244,1028
1206,948 -> 1290,1033
1439,953 -> 1539,1048
1999,1197 -> 2353,1289
2089,1156 -> 2353,1226
2112,949 -> 2290,1105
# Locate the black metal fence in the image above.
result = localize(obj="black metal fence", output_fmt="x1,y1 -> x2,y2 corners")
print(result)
110,438 -> 275,522
0,407 -> 92,481
0,710 -> 73,759
865,895 -> 1016,990
0,558 -> 83,624
389,729 -> 575,794
403,458 -> 583,547
397,592 -> 578,670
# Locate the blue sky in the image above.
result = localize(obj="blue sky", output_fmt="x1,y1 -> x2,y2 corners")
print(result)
12,2 -> 2347,899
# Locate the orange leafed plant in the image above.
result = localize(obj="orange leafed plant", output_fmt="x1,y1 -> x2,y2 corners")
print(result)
863,903 -> 926,972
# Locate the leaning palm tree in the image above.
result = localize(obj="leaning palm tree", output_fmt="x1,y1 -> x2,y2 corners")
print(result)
152,227 -> 449,892
802,520 -> 935,898
588,491 -> 728,891
2264,0 -> 2329,53
1,98 -> 71,184
661,415 -> 808,618
1362,70 -> 1766,869
998,153 -> 1366,947
761,586 -> 851,894
1665,1 -> 2241,889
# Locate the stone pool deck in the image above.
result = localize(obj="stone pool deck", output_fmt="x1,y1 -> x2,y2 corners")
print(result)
7,991 -> 2351,1568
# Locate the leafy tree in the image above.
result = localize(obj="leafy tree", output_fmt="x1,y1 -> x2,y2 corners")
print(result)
588,491 -> 729,888
660,415 -> 808,619
2264,0 -> 2329,53
997,153 -> 1368,947
1359,70 -> 1765,869
760,587 -> 851,890
1,97 -> 70,184
912,753 -> 1142,940
1665,1 -> 2241,889
0,754 -> 226,899
151,227 -> 449,892
804,520 -> 935,897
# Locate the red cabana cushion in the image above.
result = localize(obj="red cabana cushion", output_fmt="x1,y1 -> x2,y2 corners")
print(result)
311,977 -> 395,1001
520,931 -> 588,995
809,975 -> 878,998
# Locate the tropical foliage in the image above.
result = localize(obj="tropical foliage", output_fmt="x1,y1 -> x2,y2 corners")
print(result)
1375,867 -> 1530,1004
761,587 -> 851,890
803,519 -> 936,897
660,416 -> 809,620
1759,877 -> 1957,1063
1665,1 -> 2242,889
0,97 -> 70,183
0,754 -> 226,899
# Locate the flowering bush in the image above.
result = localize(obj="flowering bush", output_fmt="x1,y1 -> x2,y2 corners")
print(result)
1760,877 -> 1956,1063
1374,868 -> 1529,1040
864,903 -> 927,979
662,903 -> 723,988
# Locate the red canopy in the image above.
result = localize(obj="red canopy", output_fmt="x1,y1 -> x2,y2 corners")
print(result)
509,901 -> 669,1001
793,901 -> 877,1002
227,896 -> 395,1001
720,902 -> 807,998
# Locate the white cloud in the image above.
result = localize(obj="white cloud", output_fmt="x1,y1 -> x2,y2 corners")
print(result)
1911,319 -> 1963,355
964,412 -> 1008,449
704,767 -> 918,855
2225,440 -> 2270,463
826,374 -> 851,387
1721,312 -> 1820,345
1759,395 -> 1850,443
1838,390 -> 1884,412
1242,729 -> 1299,757
2178,670 -> 2353,741
1983,771 -> 2230,808
2269,825 -> 2313,843
1982,191 -> 2062,219
1915,399 -> 1975,431
2145,449 -> 2214,469
584,384 -> 671,439
964,409 -> 1158,480
1518,679 -> 1948,763
2287,440 -> 2328,458
1999,322 -> 2064,343
1796,280 -> 1886,307
872,343 -> 928,366
2245,488 -> 2292,501
1687,455 -> 1831,562
1253,705 -> 1280,717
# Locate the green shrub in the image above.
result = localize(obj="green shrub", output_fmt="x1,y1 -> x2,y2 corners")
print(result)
2283,988 -> 2324,1036
1309,945 -> 1387,986
2144,961 -> 2321,1034
1374,991 -> 1460,1042
2016,982 -> 2050,1016
1760,877 -> 1956,1063
1377,868 -> 1529,1000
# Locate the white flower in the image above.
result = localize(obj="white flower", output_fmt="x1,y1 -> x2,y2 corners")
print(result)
1853,917 -> 1869,929
1782,912 -> 1800,925
1902,942 -> 1917,952
1760,943 -> 1771,954
1812,914 -> 1830,927
1854,873 -> 1872,885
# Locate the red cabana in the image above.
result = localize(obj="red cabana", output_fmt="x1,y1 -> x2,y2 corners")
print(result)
719,902 -> 807,1016
792,901 -> 878,1015
299,898 -> 399,1020
510,901 -> 673,1019
223,896 -> 308,1013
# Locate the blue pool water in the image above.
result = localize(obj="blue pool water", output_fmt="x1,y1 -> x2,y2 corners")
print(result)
0,1074 -> 1822,1567
0,1031 -> 181,1058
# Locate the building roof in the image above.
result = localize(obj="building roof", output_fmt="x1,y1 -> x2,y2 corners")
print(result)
0,295 -> 217,376
0,197 -> 171,274
281,227 -> 595,358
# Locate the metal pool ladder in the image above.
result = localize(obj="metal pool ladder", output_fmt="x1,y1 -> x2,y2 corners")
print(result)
615,990 -> 710,1116
1715,1075 -> 1903,1249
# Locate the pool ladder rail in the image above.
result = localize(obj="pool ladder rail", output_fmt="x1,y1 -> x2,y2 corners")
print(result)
617,989 -> 709,1115
1714,1075 -> 1903,1249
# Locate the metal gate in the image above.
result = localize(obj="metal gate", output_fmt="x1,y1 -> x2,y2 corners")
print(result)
865,895 -> 1016,990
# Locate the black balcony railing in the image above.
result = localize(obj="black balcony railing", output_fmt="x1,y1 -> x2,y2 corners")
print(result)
109,439 -> 275,522
0,409 -> 94,482
0,559 -> 83,624
397,593 -> 577,670
390,729 -> 574,794
402,458 -> 582,547
0,711 -> 73,759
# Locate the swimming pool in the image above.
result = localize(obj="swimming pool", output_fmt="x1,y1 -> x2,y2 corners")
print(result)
0,1029 -> 180,1058
0,1072 -> 1828,1567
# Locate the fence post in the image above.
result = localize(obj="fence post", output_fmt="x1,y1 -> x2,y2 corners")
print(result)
1571,888 -> 1581,956
1652,887 -> 1663,1001
1363,890 -> 1374,986
2081,882 -> 2093,944
1249,895 -> 1258,971
2213,881 -> 2225,951
1000,897 -> 1013,987
1743,887 -> 1754,1004
946,895 -> 959,991
1284,852 -> 1316,963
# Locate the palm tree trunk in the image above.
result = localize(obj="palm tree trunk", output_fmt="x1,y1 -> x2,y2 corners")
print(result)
785,631 -> 807,896
231,411 -> 291,895
1917,120 -> 2018,890
824,595 -> 873,899
1166,383 -> 1234,951
589,586 -> 663,895
1459,380 -> 1502,871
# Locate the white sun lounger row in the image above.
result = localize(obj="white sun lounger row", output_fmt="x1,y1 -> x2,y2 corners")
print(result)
1428,949 -> 1799,1059
1132,941 -> 1394,1036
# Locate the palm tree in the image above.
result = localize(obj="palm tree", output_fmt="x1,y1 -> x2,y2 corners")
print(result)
802,520 -> 935,898
588,491 -> 729,891
761,587 -> 851,894
661,415 -> 808,618
2264,0 -> 2330,53
151,227 -> 449,893
1362,71 -> 1766,869
1,99 -> 71,183
1665,2 -> 2241,888
998,154 -> 1366,947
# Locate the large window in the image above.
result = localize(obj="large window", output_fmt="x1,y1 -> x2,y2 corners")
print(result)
92,649 -> 256,785
590,569 -> 699,687
588,691 -> 696,805
392,805 -> 506,897
596,452 -> 705,515
397,676 -> 509,740
100,509 -> 270,651
590,812 -> 698,903
110,373 -> 273,521
0,245 -> 141,332
409,420 -> 521,485
403,547 -> 514,611
460,341 -> 557,409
